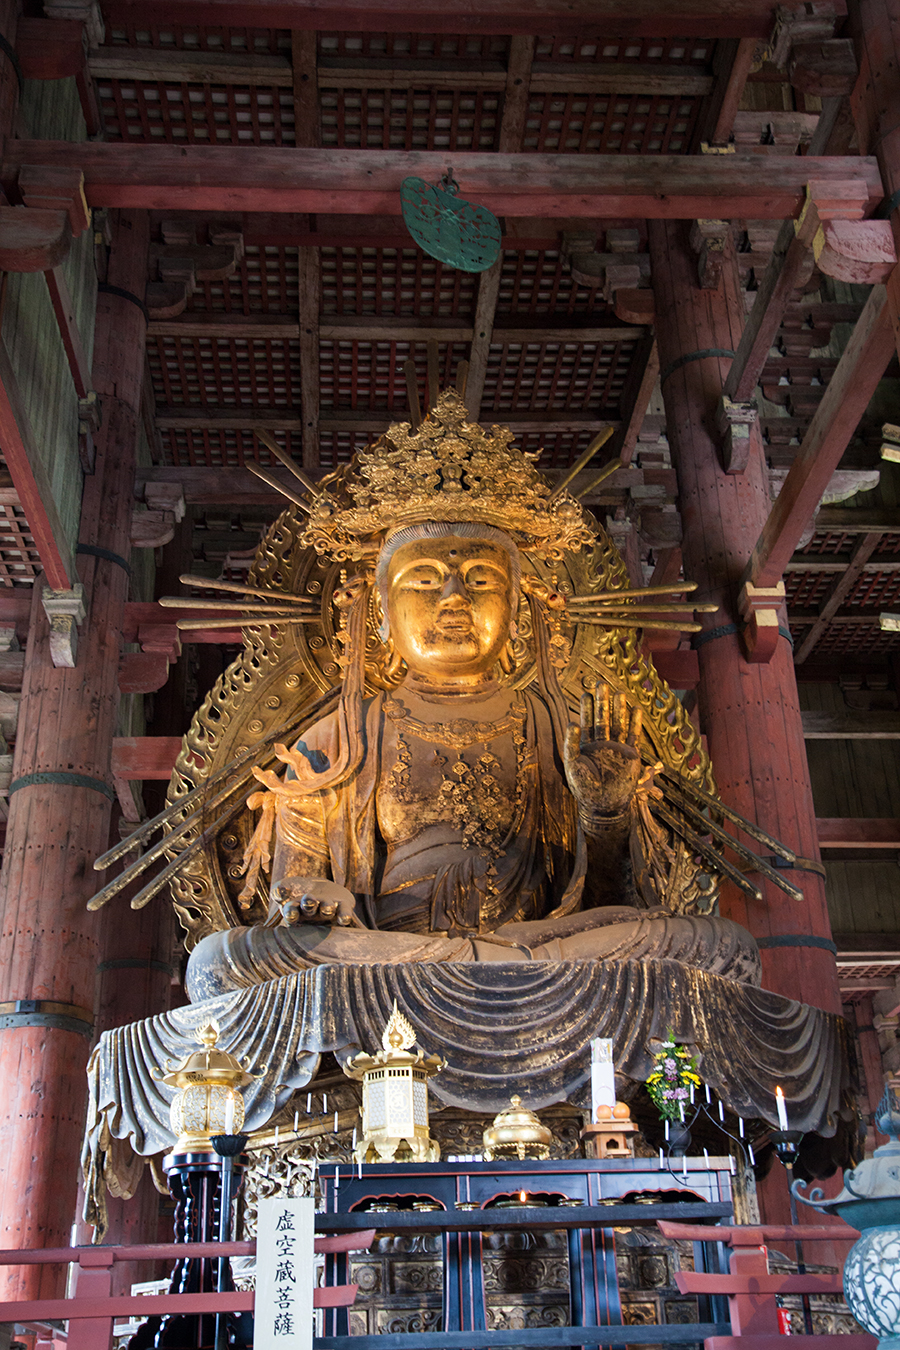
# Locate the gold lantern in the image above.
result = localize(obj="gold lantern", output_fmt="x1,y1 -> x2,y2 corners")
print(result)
483,1096 -> 553,1161
155,1022 -> 258,1155
343,1002 -> 445,1164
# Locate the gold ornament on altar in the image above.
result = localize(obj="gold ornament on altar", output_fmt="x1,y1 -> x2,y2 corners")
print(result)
342,1002 -> 445,1164
154,1021 -> 258,1155
482,1095 -> 553,1162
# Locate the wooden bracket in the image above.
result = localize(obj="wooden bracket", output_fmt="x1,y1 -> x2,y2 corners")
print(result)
813,218 -> 897,284
738,579 -> 785,664
0,205 -> 70,273
131,505 -> 176,549
789,38 -> 858,98
716,395 -> 759,475
689,219 -> 729,290
42,583 -> 86,669
19,164 -> 90,234
118,650 -> 171,694
613,288 -> 655,325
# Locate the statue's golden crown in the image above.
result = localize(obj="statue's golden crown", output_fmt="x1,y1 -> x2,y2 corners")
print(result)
301,388 -> 596,562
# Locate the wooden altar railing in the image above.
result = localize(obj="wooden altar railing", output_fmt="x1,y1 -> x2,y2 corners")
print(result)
0,1215 -> 878,1350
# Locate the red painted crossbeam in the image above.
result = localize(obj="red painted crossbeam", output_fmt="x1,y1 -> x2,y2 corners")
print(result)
0,145 -> 882,220
675,1271 -> 843,1296
0,1229 -> 375,1264
706,1338 -> 875,1350
0,1285 -> 358,1323
657,1222 -> 859,1243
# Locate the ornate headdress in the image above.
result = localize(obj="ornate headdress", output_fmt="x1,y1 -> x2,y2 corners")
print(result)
301,388 -> 596,563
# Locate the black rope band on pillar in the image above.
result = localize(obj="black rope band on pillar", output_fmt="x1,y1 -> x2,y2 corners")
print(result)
0,34 -> 23,95
98,957 -> 177,977
659,347 -> 735,385
0,999 -> 94,1038
692,623 -> 740,650
756,934 -> 838,955
9,770 -> 118,802
692,623 -> 793,651
97,282 -> 149,322
77,542 -> 132,575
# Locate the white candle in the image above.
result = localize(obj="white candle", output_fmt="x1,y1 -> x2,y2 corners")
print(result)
665,1119 -> 670,1140
659,1148 -> 664,1170
679,1103 -> 685,1123
358,1158 -> 363,1180
307,1093 -> 312,1112
690,1084 -> 695,1105
264,1155 -> 270,1176
274,1125 -> 279,1146
224,1095 -> 235,1136
323,1094 -> 328,1113
682,1156 -> 687,1177
775,1085 -> 789,1131
729,1156 -> 735,1175
718,1100 -> 724,1122
703,1148 -> 709,1166
705,1084 -> 711,1104
748,1145 -> 755,1165
334,1111 -> 339,1133
294,1111 -> 299,1132
739,1116 -> 744,1137
352,1128 -> 358,1147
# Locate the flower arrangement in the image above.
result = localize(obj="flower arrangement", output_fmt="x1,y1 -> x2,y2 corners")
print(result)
645,1031 -> 702,1122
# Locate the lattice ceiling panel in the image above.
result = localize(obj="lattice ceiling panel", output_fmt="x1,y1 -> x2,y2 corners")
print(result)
522,92 -> 701,154
481,339 -> 635,414
319,87 -> 502,151
0,501 -> 42,586
520,429 -> 596,471
809,623 -> 900,656
533,34 -> 716,63
147,334 -> 301,410
496,251 -> 602,316
321,247 -> 478,317
319,429 -> 364,473
184,247 -> 300,313
845,571 -> 900,610
318,32 -> 509,59
107,25 -> 289,51
800,531 -> 862,558
785,570 -> 841,609
319,339 -> 469,412
160,427 -> 303,468
97,79 -> 295,145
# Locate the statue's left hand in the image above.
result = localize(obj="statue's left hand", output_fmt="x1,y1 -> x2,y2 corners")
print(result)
564,683 -> 643,822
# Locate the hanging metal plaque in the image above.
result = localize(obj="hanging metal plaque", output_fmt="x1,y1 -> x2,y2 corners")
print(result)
400,169 -> 501,273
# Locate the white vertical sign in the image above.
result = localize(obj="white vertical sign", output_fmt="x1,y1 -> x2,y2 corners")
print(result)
255,1195 -> 316,1349
591,1037 -> 616,1121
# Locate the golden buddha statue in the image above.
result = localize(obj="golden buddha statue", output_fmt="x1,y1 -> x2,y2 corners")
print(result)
139,388 -> 790,1002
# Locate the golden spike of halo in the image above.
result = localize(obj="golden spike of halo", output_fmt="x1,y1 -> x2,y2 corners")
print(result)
569,582 -> 700,602
253,426 -> 321,497
577,618 -> 703,632
404,358 -> 422,430
246,460 -> 312,512
175,616 -> 321,630
178,574 -> 316,604
570,601 -> 719,615
456,358 -> 469,397
161,596 -> 316,613
548,426 -> 616,501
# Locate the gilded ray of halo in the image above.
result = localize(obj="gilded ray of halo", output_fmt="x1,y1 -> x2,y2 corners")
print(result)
177,574 -> 321,604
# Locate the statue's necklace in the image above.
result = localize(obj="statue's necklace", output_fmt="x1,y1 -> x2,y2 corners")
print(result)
383,696 -> 525,750
384,695 -> 528,863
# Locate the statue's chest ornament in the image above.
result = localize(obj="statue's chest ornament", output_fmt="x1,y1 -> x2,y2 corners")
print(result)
384,697 -> 528,860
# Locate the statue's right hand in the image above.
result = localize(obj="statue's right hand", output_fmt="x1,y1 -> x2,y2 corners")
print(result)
269,876 -> 358,928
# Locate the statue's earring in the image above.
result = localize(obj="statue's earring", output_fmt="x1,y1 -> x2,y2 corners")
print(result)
386,645 -> 405,680
498,620 -> 518,675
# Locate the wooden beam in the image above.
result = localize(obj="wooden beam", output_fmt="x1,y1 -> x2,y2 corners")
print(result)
89,48 -> 293,86
745,285 -> 895,589
98,0 -> 783,39
698,36 -> 759,148
2,144 -> 882,219
803,710 -> 900,737
111,736 -> 182,779
609,334 -> 659,466
309,62 -> 713,95
43,265 -> 91,399
817,818 -> 900,848
0,340 -> 73,589
148,314 -> 645,344
793,530 -> 883,663
292,29 -> 319,145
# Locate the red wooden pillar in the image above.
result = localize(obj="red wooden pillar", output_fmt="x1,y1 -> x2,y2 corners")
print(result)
648,220 -> 840,1017
0,212 -> 149,1299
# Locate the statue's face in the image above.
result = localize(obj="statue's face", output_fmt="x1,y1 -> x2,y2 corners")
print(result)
385,535 -> 516,679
